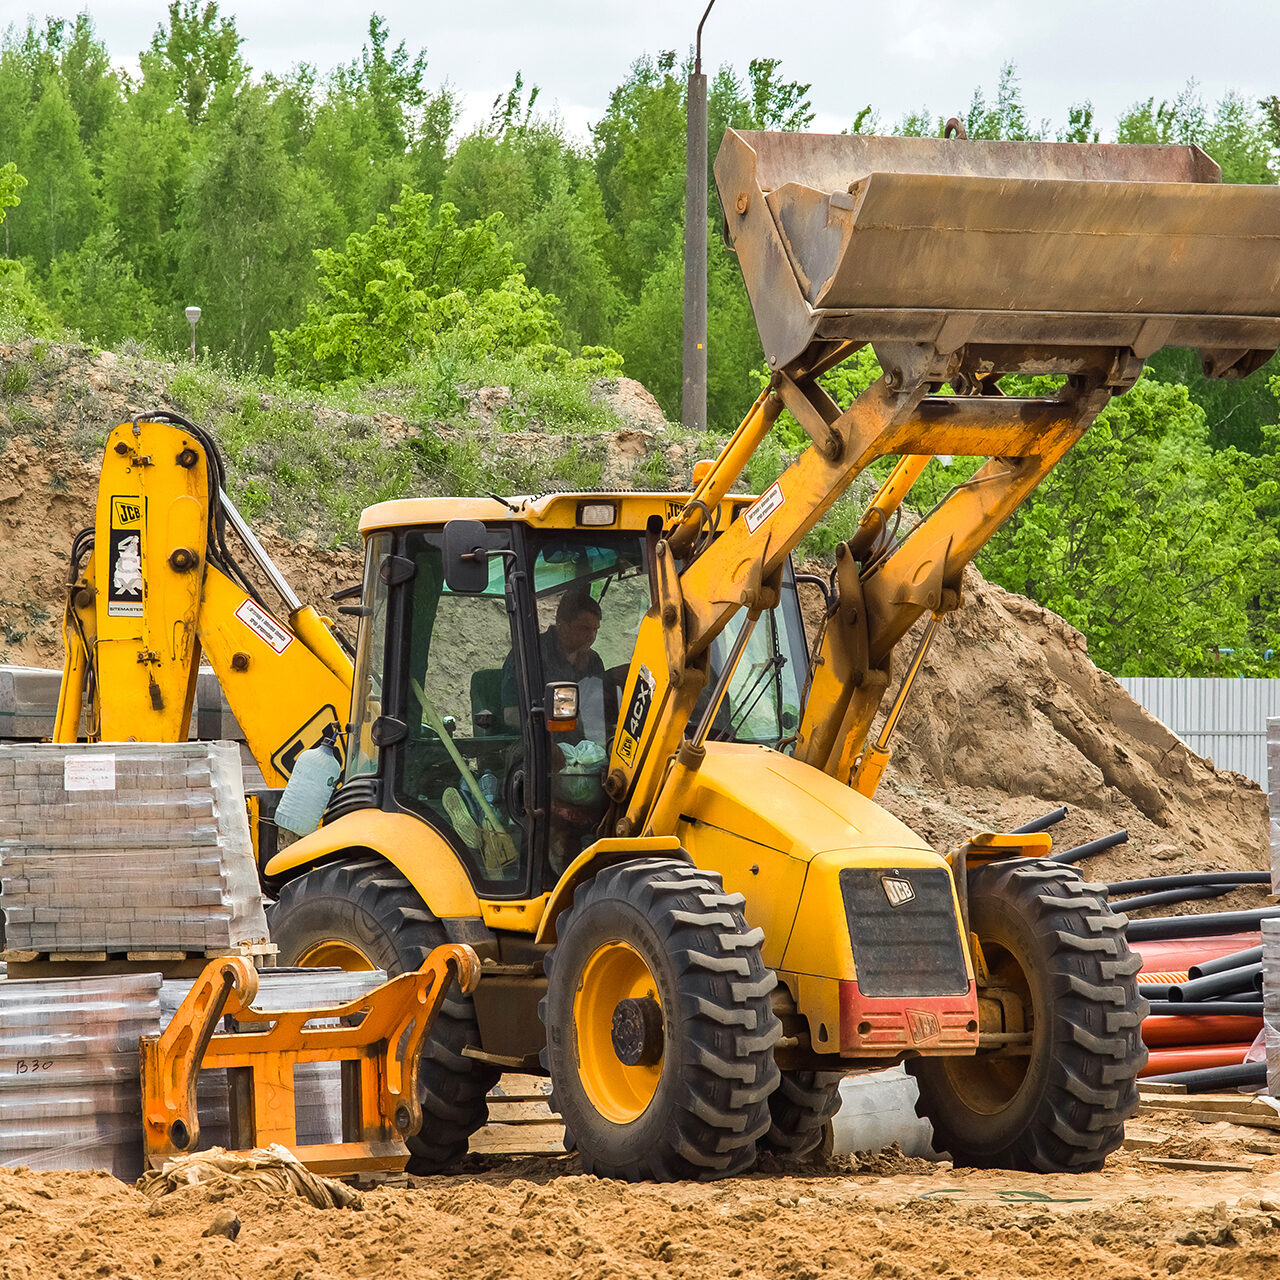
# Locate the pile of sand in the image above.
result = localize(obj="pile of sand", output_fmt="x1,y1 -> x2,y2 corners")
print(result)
798,564 -> 1269,891
3,1146 -> 1279,1280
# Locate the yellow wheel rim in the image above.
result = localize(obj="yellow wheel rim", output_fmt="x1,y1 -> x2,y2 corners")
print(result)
296,939 -> 376,971
572,940 -> 663,1124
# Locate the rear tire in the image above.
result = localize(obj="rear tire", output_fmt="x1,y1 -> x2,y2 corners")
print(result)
268,856 -> 498,1172
908,859 -> 1145,1172
763,1070 -> 844,1159
540,858 -> 781,1181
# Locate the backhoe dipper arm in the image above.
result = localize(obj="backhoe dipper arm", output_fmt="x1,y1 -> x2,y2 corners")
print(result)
54,415 -> 353,785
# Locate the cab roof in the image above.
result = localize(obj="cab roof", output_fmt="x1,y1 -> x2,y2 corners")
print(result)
359,491 -> 757,537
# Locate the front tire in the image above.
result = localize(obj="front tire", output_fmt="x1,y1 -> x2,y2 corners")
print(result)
908,859 -> 1145,1172
540,857 -> 781,1181
268,856 -> 499,1173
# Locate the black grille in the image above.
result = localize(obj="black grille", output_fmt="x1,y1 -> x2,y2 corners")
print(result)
323,776 -> 380,824
839,867 -> 969,998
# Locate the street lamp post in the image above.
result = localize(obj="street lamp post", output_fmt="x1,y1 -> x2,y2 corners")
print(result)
185,306 -> 201,360
682,1 -> 716,431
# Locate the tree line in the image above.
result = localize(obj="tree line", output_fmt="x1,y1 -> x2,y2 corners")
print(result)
2,6 -> 1280,677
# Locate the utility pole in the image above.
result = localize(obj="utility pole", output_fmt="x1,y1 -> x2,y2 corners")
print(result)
682,1 -> 716,430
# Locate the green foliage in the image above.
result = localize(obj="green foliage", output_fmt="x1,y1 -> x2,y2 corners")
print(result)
176,85 -> 338,367
0,163 -> 26,223
977,376 -> 1278,675
272,188 -> 562,383
147,0 -> 246,124
45,227 -> 157,346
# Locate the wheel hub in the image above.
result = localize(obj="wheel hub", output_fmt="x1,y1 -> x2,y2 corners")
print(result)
572,940 -> 665,1124
611,996 -> 663,1066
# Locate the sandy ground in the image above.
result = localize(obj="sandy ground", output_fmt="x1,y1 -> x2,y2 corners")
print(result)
3,1134 -> 1280,1280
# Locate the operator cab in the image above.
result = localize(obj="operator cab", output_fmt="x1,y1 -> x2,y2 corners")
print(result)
337,495 -> 809,900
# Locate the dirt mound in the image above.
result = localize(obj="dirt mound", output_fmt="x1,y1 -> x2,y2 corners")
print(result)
3,1147 -> 1279,1280
876,567 -> 1269,880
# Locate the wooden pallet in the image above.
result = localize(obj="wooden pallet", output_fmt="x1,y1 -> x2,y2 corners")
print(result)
1137,1083 -> 1280,1132
471,1073 -> 566,1156
2,939 -> 277,979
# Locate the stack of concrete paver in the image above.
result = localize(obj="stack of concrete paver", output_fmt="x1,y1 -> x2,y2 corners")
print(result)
1266,718 -> 1280,1095
0,741 -> 269,956
159,968 -> 389,1148
0,972 -> 162,1179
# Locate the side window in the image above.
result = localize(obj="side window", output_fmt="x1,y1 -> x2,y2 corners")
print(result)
344,532 -> 392,782
397,532 -> 529,890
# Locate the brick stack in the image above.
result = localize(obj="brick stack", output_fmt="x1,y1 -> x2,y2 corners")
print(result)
0,972 -> 162,1179
0,741 -> 269,956
158,968 -> 389,1148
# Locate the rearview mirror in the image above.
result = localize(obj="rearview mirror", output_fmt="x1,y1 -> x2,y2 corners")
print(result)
443,519 -> 492,593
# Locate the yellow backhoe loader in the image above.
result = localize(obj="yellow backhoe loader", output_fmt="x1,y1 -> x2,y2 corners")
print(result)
51,128 -> 1280,1181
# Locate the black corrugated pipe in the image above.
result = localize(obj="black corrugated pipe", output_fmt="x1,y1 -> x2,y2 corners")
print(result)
1146,1000 -> 1264,1017
1189,945 -> 1265,979
1167,964 -> 1263,1003
1125,907 -> 1280,941
1048,829 -> 1128,864
1144,1060 -> 1266,1091
1107,872 -> 1269,895
1113,885 -> 1233,912
1012,807 -> 1068,835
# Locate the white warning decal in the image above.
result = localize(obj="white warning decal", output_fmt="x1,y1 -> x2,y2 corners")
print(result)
743,481 -> 784,534
234,599 -> 294,655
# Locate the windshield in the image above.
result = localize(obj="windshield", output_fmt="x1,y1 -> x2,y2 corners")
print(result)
527,532 -> 806,751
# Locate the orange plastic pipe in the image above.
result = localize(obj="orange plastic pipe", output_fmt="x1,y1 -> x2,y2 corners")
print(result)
1133,934 -> 1261,974
1139,1043 -> 1254,1077
1141,1016 -> 1263,1049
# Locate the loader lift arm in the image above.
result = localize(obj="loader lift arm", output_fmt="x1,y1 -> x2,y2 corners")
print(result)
54,411 -> 353,786
607,128 -> 1280,836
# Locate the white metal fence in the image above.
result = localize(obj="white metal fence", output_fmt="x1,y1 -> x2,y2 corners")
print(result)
1117,677 -> 1280,786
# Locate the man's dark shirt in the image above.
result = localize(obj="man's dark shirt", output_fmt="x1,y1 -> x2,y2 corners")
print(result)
502,625 -> 614,742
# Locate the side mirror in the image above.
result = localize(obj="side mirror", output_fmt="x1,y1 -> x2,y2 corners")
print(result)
443,519 -> 492,593
545,682 -> 579,733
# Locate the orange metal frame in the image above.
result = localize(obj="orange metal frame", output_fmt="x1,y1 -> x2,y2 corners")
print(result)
139,944 -> 480,1176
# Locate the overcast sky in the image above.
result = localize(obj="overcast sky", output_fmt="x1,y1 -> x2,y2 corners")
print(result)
28,1 -> 1280,141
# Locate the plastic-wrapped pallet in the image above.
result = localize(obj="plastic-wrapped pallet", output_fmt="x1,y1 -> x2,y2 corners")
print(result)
1270,717 -> 1280,895
1264,919 -> 1280,1098
0,741 -> 269,955
0,972 -> 161,1179
159,967 -> 388,1148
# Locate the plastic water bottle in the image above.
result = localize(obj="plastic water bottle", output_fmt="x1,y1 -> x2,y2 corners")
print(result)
275,727 -> 342,835
480,770 -> 499,805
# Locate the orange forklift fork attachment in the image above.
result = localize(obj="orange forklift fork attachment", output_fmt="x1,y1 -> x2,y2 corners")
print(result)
140,944 -> 481,1176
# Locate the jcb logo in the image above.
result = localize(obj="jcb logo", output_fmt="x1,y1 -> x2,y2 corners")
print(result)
111,497 -> 142,526
881,876 -> 915,907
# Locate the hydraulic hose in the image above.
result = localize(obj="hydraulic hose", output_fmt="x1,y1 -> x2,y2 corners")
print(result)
1189,945 -> 1264,979
1145,999 -> 1264,1017
1107,872 -> 1268,895
1125,907 -> 1280,942
1113,885 -> 1232,912
1012,807 -> 1067,835
1143,1059 -> 1267,1091
1171,963 -> 1263,1003
1048,829 -> 1128,864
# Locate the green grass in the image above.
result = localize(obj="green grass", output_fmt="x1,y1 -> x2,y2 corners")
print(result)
1,359 -> 31,396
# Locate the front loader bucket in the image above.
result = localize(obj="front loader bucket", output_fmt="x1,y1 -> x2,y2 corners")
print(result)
716,129 -> 1280,383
